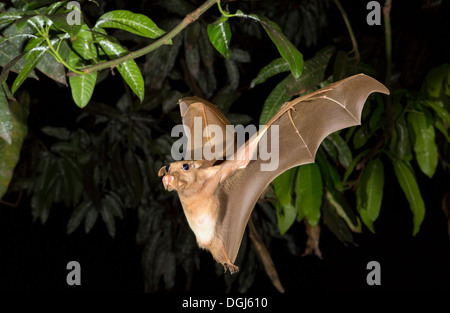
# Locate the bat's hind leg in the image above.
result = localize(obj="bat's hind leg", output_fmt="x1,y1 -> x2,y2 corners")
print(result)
209,237 -> 239,274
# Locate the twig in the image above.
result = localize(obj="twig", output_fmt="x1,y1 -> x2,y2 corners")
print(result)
356,0 -> 393,172
0,190 -> 23,207
248,216 -> 285,293
383,0 -> 392,87
67,0 -> 218,76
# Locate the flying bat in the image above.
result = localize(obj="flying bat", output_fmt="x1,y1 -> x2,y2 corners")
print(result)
158,74 -> 389,273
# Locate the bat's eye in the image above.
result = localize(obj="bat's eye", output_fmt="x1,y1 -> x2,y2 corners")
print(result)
165,165 -> 170,173
182,163 -> 189,171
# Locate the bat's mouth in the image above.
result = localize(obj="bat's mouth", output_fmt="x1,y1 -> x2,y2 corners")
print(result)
162,175 -> 175,191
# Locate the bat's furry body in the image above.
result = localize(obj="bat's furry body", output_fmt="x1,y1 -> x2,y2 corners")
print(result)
159,74 -> 389,273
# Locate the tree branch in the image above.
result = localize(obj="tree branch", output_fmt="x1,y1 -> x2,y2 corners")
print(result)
67,0 -> 218,76
248,216 -> 285,293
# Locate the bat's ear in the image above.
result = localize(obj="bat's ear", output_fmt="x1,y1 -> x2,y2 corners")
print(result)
158,166 -> 166,177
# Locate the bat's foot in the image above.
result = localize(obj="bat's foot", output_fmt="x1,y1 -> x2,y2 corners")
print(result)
209,237 -> 239,274
223,262 -> 239,274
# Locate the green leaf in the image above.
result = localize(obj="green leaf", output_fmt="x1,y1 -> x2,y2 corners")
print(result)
46,1 -> 69,14
30,155 -> 58,224
0,85 -> 13,145
85,207 -> 98,233
95,10 -> 166,39
425,100 -> 450,125
285,46 -> 334,95
104,192 -> 124,219
343,149 -> 369,184
96,29 -> 145,102
322,198 -> 355,243
11,37 -> 47,94
358,209 -> 375,233
184,22 -> 201,80
68,50 -> 97,108
316,148 -> 342,191
369,97 -> 384,132
321,137 -> 338,163
0,32 -> 37,47
145,24 -> 183,88
407,111 -> 438,178
124,150 -> 142,206
295,163 -> 322,226
0,12 -> 24,25
328,133 -> 352,168
61,155 -> 83,204
276,202 -> 297,235
352,127 -> 369,149
57,158 -> 77,207
390,115 -> 412,161
325,190 -> 361,233
39,180 -> 56,224
0,91 -> 28,199
435,120 -> 450,142
250,57 -> 290,88
36,36 -> 69,86
274,167 -> 297,207
422,64 -> 449,98
391,158 -> 425,236
252,15 -> 303,79
332,50 -> 348,82
356,158 -> 384,221
71,25 -> 97,61
274,167 -> 297,234
207,16 -> 231,59
48,12 -> 83,36
0,22 -> 38,80
100,206 -> 116,238
259,75 -> 291,125
224,58 -> 239,90
67,200 -> 93,234
11,0 -> 56,10
198,25 -> 217,95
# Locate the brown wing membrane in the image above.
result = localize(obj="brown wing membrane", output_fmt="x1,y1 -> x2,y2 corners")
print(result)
218,74 -> 390,263
179,97 -> 235,167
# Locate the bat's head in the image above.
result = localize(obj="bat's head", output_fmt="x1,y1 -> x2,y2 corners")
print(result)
158,160 -> 203,191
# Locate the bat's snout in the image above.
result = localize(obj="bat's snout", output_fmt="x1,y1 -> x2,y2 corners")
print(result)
162,175 -> 175,191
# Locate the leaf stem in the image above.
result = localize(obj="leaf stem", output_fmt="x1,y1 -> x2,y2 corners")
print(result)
216,0 -> 234,18
43,35 -> 84,75
68,0 -> 218,76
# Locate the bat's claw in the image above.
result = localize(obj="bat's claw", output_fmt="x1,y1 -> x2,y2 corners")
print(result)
223,262 -> 239,274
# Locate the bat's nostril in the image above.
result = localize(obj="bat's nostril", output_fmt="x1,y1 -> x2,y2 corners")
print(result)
162,175 -> 174,187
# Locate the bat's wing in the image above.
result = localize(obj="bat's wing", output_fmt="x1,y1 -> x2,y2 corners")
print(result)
218,74 -> 390,263
179,97 -> 235,167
